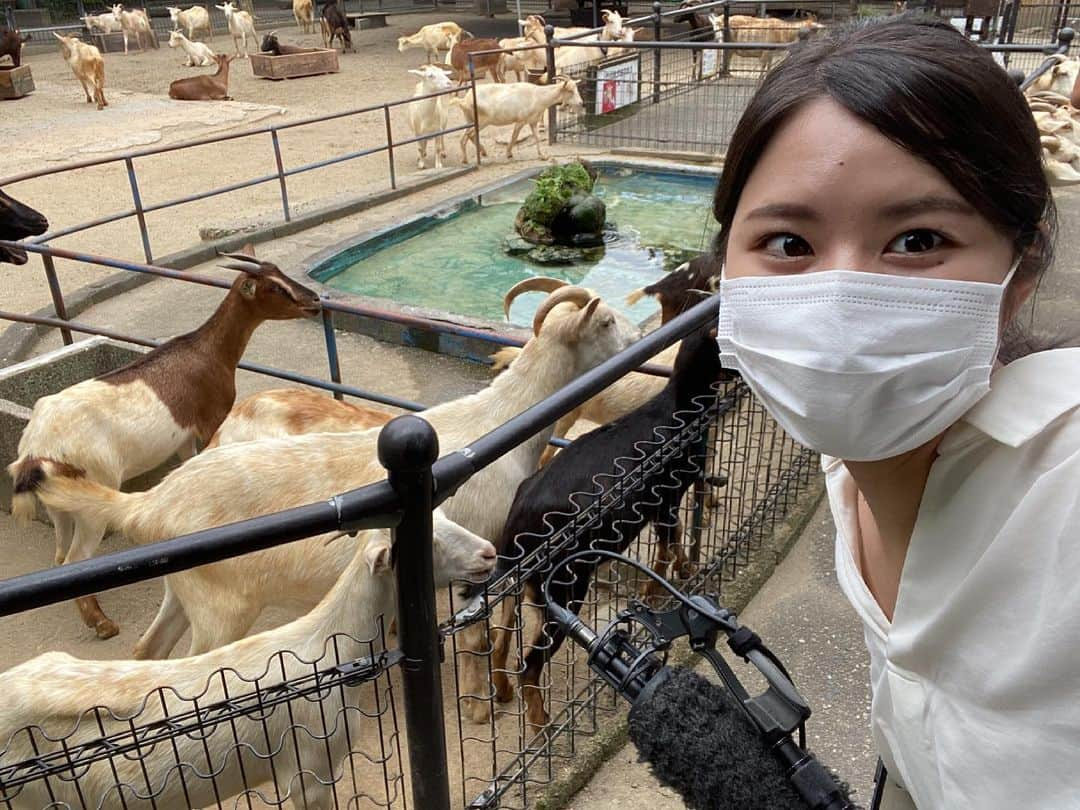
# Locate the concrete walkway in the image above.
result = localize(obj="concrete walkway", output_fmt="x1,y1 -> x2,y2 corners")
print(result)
567,496 -> 877,810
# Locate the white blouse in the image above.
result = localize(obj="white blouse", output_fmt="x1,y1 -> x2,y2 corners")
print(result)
825,348 -> 1080,809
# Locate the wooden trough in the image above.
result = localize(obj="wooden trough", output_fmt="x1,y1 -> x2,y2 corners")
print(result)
250,48 -> 339,80
0,64 -> 34,100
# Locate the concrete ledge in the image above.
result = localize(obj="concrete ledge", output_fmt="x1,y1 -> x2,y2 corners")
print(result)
0,165 -> 476,368
533,470 -> 827,810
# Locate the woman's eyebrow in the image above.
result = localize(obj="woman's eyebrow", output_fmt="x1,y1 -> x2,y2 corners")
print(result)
743,203 -> 820,221
878,196 -> 977,218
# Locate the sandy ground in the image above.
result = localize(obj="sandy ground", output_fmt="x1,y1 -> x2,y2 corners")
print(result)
1,11 -> 537,317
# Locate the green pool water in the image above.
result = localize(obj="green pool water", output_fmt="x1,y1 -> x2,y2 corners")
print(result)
311,167 -> 719,327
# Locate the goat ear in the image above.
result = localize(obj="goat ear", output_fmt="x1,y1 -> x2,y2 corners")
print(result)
238,277 -> 258,299
574,297 -> 601,335
408,68 -> 424,76
363,535 -> 393,575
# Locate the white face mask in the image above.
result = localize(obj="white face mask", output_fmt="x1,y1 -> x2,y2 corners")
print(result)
716,260 -> 1021,461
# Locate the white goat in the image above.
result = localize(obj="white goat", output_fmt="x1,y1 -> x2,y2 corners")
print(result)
168,28 -> 215,65
206,388 -> 393,448
29,286 -> 639,675
7,249 -> 319,640
408,64 -> 456,170
110,4 -> 157,54
498,34 -> 545,82
215,0 -> 256,58
167,5 -> 212,40
519,11 -> 624,75
0,522 -> 495,810
450,77 -> 583,162
397,21 -> 467,63
81,11 -> 122,33
293,0 -> 313,33
52,33 -> 107,109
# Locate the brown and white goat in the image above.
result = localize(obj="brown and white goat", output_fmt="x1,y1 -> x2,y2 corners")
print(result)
0,26 -> 29,68
27,286 -> 639,666
52,33 -> 108,110
259,29 -> 314,55
7,247 -> 319,640
206,388 -> 394,448
0,188 -> 48,265
168,51 -> 234,99
445,34 -> 504,83
0,523 -> 494,810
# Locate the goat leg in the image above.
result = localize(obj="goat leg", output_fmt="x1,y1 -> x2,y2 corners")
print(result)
532,120 -> 547,160
506,121 -> 524,159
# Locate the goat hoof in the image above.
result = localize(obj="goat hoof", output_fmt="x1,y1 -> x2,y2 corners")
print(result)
95,618 -> 120,640
463,697 -> 492,725
493,678 -> 514,704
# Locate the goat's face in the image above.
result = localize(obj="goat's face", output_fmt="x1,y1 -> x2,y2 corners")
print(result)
167,6 -> 180,22
110,4 -> 123,20
168,29 -> 183,47
557,77 -> 584,113
534,290 -> 640,373
0,188 -> 48,265
600,10 -> 624,39
409,64 -> 454,91
260,32 -> 279,53
51,32 -> 75,59
219,249 -> 321,319
431,510 -> 497,586
216,2 -> 235,15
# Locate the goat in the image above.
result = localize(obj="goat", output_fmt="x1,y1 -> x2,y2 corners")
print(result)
168,28 -> 215,66
52,33 -> 108,110
497,262 -> 722,468
319,0 -> 352,52
27,286 -> 639,683
0,521 -> 495,810
260,29 -> 314,55
483,318 -> 726,732
167,5 -> 212,40
0,188 -> 48,265
408,64 -> 456,170
450,76 -> 583,162
519,12 -> 624,76
206,388 -> 394,448
713,12 -> 822,74
80,12 -> 122,34
0,26 -> 30,67
7,247 -> 319,640
397,21 -> 467,63
675,0 -> 716,79
497,35 -> 544,83
168,51 -> 234,99
215,0 -> 256,58
445,34 -> 504,84
110,4 -> 157,53
293,0 -> 314,33
1027,54 -> 1080,98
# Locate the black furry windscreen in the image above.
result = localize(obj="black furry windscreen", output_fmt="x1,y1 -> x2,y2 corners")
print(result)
628,667 -> 855,810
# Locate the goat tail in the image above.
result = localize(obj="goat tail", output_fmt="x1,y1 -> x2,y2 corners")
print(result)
625,287 -> 646,307
489,346 -> 521,375
31,462 -> 142,538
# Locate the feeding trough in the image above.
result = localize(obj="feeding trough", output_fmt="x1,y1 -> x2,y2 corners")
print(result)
250,47 -> 339,80
0,64 -> 33,99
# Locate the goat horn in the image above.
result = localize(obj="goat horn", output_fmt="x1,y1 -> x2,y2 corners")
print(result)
502,276 -> 567,319
219,260 -> 265,274
531,286 -> 594,336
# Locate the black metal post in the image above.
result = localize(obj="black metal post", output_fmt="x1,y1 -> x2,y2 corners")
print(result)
722,1 -> 731,77
41,253 -> 74,346
545,24 -> 558,144
320,305 -> 344,401
379,415 -> 451,810
383,104 -> 397,190
652,1 -> 662,103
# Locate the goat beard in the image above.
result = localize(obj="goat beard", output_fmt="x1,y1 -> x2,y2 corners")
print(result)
0,244 -> 28,265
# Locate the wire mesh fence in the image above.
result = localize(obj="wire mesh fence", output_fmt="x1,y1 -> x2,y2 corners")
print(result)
441,378 -> 816,810
0,628 -> 407,809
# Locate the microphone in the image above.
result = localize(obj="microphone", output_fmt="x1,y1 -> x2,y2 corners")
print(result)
544,552 -> 858,810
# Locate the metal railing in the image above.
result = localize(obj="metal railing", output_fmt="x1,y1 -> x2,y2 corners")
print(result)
0,293 -> 812,808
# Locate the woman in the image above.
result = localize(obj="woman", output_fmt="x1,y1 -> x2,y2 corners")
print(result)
713,15 -> 1078,809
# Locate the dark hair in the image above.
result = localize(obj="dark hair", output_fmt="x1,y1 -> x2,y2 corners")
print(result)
712,14 -> 1055,283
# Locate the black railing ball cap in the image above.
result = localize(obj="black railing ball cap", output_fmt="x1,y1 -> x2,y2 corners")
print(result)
378,414 -> 440,472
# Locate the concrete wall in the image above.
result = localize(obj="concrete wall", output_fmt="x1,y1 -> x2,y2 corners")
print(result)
0,338 -> 146,514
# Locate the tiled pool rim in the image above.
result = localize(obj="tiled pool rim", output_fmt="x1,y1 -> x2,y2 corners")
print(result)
300,159 -> 721,364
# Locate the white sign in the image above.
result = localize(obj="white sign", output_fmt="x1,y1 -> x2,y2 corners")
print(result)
595,56 -> 640,115
701,48 -> 719,78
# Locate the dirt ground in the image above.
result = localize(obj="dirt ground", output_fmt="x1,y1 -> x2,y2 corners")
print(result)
1,11 -> 536,317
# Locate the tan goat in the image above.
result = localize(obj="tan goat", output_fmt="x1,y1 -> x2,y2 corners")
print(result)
52,33 -> 107,110
168,52 -> 234,100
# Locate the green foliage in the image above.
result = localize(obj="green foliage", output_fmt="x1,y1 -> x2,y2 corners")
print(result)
519,162 -> 595,229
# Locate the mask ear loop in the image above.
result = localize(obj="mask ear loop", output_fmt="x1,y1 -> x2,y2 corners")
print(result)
995,253 -> 1026,360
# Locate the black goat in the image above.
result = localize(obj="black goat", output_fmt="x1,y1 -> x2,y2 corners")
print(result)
486,316 -> 729,732
318,0 -> 352,52
259,30 -> 315,55
0,26 -> 30,68
0,188 -> 48,265
675,0 -> 717,79
627,252 -> 722,324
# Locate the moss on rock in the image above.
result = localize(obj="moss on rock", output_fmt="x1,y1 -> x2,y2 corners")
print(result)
516,161 -> 603,245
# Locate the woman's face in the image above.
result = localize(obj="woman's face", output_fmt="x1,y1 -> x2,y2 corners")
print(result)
724,97 -> 1018,286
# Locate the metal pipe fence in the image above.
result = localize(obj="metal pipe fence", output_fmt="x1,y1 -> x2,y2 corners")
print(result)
0,290 -> 820,809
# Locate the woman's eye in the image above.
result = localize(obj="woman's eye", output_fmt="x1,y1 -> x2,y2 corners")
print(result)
887,230 -> 944,254
762,234 -> 813,258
